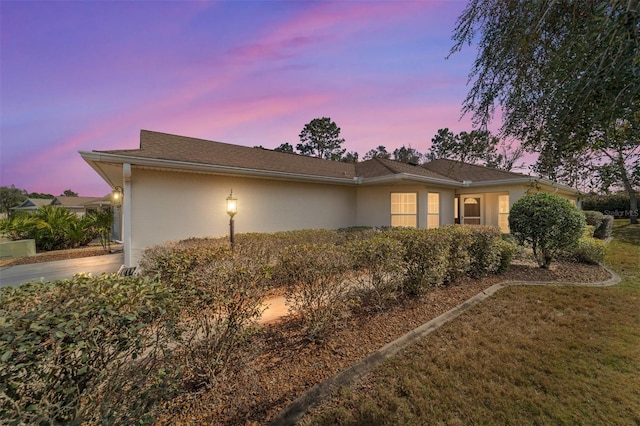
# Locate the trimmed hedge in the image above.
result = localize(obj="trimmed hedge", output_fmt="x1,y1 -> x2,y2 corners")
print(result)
582,193 -> 634,218
509,193 -> 586,268
1,225 -> 520,422
560,237 -> 607,264
0,275 -> 179,425
275,243 -> 351,339
583,210 -> 614,240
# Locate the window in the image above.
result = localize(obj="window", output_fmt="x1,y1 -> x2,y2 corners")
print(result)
427,193 -> 440,228
498,195 -> 509,233
391,193 -> 417,227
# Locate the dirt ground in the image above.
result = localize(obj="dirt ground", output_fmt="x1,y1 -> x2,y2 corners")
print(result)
154,260 -> 612,425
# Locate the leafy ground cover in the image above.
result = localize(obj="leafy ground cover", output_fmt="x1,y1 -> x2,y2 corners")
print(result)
301,221 -> 640,425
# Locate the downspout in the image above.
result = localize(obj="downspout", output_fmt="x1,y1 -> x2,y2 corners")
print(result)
123,163 -> 132,267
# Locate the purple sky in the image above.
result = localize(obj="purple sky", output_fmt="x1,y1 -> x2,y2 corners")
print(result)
1,0 -> 486,196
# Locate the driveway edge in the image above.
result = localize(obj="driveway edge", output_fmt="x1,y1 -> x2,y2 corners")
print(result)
268,264 -> 622,426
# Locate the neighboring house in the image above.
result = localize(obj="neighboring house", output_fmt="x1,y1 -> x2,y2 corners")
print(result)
52,196 -> 107,216
80,130 -> 580,266
11,198 -> 54,213
10,196 -> 110,217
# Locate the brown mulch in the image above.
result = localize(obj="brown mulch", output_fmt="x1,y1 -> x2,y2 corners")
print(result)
155,260 -> 612,425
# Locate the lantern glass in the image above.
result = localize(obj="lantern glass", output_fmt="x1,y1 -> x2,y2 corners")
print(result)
226,193 -> 237,217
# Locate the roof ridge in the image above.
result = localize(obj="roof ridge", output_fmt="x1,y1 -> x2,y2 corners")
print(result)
424,158 -> 528,178
373,157 -> 400,174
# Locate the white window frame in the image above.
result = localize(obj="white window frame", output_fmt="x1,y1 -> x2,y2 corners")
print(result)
427,192 -> 440,229
498,194 -> 509,233
391,192 -> 417,228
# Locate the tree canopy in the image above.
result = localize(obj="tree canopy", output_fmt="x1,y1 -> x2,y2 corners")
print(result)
426,128 -> 524,171
297,117 -> 346,161
392,146 -> 424,164
0,185 -> 27,217
451,0 -> 639,222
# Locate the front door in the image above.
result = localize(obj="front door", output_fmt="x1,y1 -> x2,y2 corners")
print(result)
462,195 -> 482,225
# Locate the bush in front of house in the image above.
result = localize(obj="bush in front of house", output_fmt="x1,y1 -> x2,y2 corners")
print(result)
177,255 -> 268,388
560,237 -> 607,265
139,239 -> 268,386
509,193 -> 586,269
385,228 -> 451,296
138,239 -> 231,289
441,225 -> 474,282
464,225 -> 504,277
346,236 -> 407,310
274,243 -> 352,339
0,274 -> 179,425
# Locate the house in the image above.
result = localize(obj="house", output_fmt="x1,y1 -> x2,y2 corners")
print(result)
11,198 -> 54,213
80,130 -> 580,266
11,196 -> 109,217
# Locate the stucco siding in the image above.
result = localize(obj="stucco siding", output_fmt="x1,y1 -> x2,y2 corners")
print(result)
129,169 -> 356,264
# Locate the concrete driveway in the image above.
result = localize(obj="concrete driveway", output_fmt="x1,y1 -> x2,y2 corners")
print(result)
0,253 -> 124,288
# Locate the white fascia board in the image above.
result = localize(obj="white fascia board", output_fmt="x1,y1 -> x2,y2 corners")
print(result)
464,177 -> 580,195
79,151 -> 355,185
358,173 -> 462,188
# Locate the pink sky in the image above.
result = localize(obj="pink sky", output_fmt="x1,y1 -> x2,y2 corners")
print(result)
1,0 -> 507,196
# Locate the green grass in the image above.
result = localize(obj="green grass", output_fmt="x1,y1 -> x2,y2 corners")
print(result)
302,220 -> 640,425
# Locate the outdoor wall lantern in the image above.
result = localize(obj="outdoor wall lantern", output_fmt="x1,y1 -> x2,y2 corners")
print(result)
112,186 -> 123,206
226,190 -> 237,250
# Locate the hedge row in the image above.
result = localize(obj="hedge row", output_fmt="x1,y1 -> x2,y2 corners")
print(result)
582,193 -> 635,218
0,225 -> 526,423
583,210 -> 614,240
1,257 -> 266,424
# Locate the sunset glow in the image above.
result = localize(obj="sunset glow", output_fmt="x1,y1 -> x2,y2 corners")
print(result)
1,1 -> 482,196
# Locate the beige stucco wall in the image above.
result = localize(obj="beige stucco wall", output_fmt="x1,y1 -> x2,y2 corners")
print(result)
128,168 -> 357,264
356,185 -> 456,228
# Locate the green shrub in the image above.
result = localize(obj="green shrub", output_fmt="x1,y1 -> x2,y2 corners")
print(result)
0,206 -> 100,251
584,225 -> 596,238
275,243 -> 351,339
346,236 -> 406,310
178,256 -> 268,387
385,228 -> 450,296
593,215 -> 614,240
496,238 -> 517,273
465,225 -> 503,277
138,240 -> 231,289
582,193 -> 633,218
509,193 -> 586,268
562,237 -> 607,264
441,226 -> 474,282
579,210 -> 613,240
583,210 -> 604,227
0,274 -> 179,425
139,239 -> 268,386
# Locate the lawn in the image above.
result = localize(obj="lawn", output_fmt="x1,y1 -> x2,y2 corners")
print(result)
301,220 -> 640,425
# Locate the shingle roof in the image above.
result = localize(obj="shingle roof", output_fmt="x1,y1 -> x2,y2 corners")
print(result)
356,158 -> 458,182
98,130 -> 357,180
53,196 -> 104,208
422,159 -> 529,183
88,130 -> 541,188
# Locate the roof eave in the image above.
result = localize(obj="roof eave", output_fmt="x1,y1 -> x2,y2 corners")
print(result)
359,173 -> 461,187
79,151 -> 356,186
